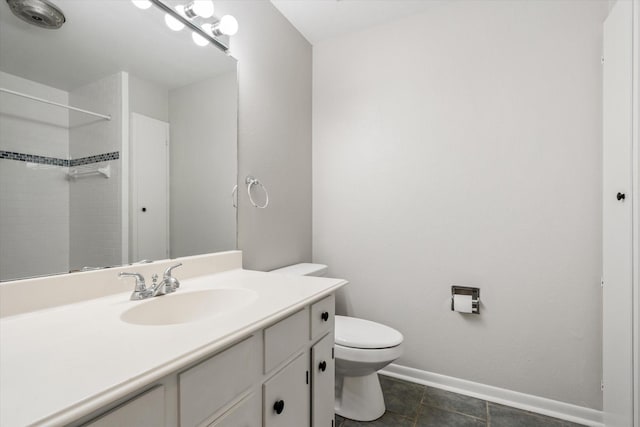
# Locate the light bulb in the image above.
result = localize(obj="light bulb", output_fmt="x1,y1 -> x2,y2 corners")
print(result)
164,6 -> 185,31
131,0 -> 152,10
201,22 -> 213,35
218,15 -> 238,36
185,0 -> 214,18
192,32 -> 209,47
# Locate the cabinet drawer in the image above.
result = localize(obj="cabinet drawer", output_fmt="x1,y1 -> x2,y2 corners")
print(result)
85,386 -> 164,427
179,334 -> 261,427
264,307 -> 309,373
208,392 -> 261,427
263,352 -> 310,427
310,295 -> 334,340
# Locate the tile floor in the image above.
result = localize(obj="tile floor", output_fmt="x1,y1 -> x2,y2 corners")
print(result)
335,375 -> 586,427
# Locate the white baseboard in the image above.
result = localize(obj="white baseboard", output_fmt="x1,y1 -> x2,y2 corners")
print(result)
379,364 -> 603,427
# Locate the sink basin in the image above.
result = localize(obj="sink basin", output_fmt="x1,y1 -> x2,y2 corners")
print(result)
120,289 -> 258,326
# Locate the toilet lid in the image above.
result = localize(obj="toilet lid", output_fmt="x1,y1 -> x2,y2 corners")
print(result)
335,315 -> 403,349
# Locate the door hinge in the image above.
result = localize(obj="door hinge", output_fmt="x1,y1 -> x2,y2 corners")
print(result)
601,277 -> 604,288
332,347 -> 335,360
601,380 -> 604,391
601,56 -> 605,64
306,370 -> 309,385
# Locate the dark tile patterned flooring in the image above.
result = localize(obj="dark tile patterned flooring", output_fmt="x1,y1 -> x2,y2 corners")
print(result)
335,375 -> 586,427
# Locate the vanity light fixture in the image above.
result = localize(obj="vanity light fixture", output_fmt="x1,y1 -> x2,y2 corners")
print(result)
164,5 -> 186,31
191,31 -> 209,46
131,0 -> 152,9
202,15 -> 238,37
183,0 -> 214,19
134,0 -> 235,52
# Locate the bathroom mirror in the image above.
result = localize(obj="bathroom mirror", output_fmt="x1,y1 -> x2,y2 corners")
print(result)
0,0 -> 238,281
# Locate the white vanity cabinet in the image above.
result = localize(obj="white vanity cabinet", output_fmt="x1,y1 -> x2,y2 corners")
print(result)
79,293 -> 336,427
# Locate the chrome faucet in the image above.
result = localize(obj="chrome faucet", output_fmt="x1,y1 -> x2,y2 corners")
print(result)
118,272 -> 152,300
149,263 -> 183,297
118,263 -> 182,301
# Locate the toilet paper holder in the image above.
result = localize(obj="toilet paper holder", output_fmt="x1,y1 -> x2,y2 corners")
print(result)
451,286 -> 480,314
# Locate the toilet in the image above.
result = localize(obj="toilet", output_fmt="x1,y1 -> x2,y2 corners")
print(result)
270,263 -> 404,422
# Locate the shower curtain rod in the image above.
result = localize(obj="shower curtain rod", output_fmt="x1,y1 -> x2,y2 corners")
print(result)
0,87 -> 112,121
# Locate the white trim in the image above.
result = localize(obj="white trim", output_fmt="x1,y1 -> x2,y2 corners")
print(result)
121,72 -> 130,265
130,112 -> 139,262
380,364 -> 603,427
164,123 -> 170,259
632,1 -> 639,426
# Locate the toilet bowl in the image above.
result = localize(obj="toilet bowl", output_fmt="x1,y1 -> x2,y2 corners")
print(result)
270,263 -> 404,422
333,315 -> 403,421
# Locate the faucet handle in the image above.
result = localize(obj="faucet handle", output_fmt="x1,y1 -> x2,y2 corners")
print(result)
163,263 -> 182,290
118,272 -> 146,291
164,262 -> 182,278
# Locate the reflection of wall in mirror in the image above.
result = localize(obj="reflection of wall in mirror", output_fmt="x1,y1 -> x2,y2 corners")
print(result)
127,71 -> 237,261
0,71 -> 70,280
169,72 -> 238,258
68,73 -> 123,272
128,74 -> 170,264
0,71 -> 124,280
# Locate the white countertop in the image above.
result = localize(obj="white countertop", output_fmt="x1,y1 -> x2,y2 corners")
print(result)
0,268 -> 346,427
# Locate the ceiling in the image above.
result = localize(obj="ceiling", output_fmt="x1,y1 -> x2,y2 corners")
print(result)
270,0 -> 438,45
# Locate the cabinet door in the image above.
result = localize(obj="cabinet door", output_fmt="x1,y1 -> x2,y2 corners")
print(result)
85,386 -> 164,427
179,335 -> 261,427
263,352 -> 310,427
311,334 -> 334,427
208,392 -> 260,427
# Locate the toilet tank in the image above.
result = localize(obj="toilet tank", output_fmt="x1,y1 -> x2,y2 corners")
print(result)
270,263 -> 328,277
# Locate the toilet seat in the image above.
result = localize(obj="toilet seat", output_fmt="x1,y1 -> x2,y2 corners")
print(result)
335,315 -> 403,349
334,342 -> 403,365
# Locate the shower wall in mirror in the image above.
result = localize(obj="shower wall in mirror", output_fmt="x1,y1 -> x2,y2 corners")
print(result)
0,0 -> 237,281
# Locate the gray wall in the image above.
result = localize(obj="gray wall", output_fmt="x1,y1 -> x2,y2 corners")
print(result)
218,1 -> 313,271
313,0 -> 607,410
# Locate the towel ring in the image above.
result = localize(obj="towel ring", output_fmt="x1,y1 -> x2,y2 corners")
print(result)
246,176 -> 269,209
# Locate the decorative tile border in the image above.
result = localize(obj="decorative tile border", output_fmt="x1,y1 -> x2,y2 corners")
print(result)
0,151 -> 68,166
70,152 -> 119,166
0,150 -> 119,167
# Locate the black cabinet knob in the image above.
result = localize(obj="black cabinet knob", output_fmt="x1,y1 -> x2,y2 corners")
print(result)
273,400 -> 285,415
319,361 -> 327,372
617,192 -> 626,201
141,207 -> 147,212
321,311 -> 329,322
